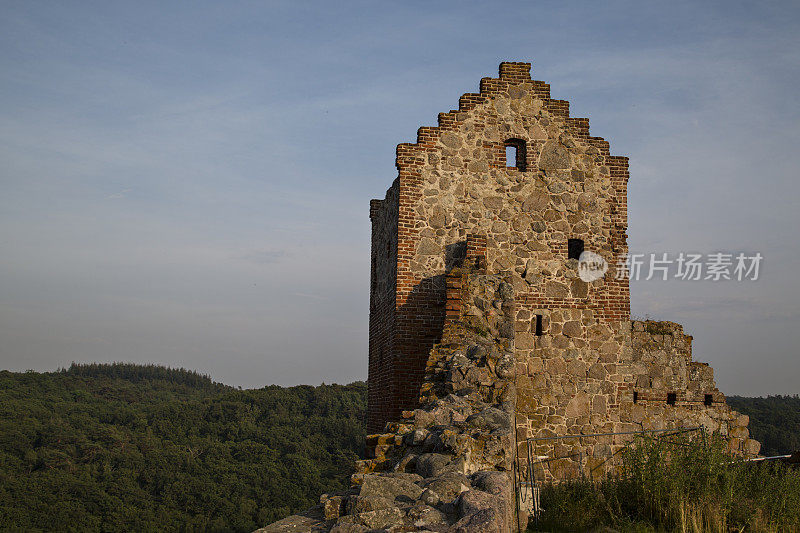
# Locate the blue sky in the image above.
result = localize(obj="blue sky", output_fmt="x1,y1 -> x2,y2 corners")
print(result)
1,1 -> 798,394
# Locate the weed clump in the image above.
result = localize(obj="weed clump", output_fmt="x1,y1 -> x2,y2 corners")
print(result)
529,433 -> 800,532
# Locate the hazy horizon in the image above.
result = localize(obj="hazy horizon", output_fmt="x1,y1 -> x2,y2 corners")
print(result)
2,1 -> 799,395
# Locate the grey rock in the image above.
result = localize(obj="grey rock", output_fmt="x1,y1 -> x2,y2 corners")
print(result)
562,320 -> 583,338
531,220 -> 546,233
451,508 -> 500,533
466,344 -> 486,360
416,453 -> 454,478
394,452 -> 418,473
470,471 -> 510,497
468,160 -> 489,173
485,345 -> 501,360
414,409 -> 437,428
255,505 -> 330,532
508,86 -> 527,99
421,472 -> 472,502
359,473 -> 424,504
418,238 -> 441,256
545,281 -> 569,298
497,282 -> 513,300
355,507 -> 404,529
483,197 -> 504,210
440,132 -> 461,149
420,487 -> 441,506
379,471 -> 424,483
329,517 -> 370,533
570,278 -> 589,298
450,353 -> 470,367
320,493 -> 347,520
464,407 -> 511,432
406,503 -> 449,529
578,192 -> 598,211
539,141 -> 571,170
410,429 -> 428,445
523,190 -> 549,212
346,495 -> 394,514
455,489 -> 509,533
498,322 -> 515,339
495,356 -> 515,379
430,207 -> 447,229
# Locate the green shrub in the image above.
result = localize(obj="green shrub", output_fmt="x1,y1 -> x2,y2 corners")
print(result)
529,432 -> 800,532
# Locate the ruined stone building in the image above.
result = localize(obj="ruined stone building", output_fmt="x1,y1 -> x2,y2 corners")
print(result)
261,61 -> 758,533
367,61 -> 758,453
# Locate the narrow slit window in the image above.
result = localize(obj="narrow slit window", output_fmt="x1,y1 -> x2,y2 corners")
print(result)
667,392 -> 677,406
568,239 -> 584,260
633,391 -> 639,404
704,394 -> 713,406
534,315 -> 543,336
504,139 -> 527,171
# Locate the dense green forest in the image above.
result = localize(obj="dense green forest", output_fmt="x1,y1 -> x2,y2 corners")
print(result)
728,394 -> 800,456
0,364 -> 365,532
0,364 -> 796,532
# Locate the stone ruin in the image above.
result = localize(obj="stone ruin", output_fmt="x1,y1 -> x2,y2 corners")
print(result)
258,61 -> 759,533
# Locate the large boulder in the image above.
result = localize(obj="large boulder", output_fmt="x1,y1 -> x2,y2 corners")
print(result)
358,473 -> 423,503
465,407 -> 511,432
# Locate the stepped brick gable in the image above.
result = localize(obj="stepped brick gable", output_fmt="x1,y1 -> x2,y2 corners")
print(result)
367,61 -> 758,456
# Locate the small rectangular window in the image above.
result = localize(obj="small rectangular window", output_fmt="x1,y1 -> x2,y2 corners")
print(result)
633,391 -> 639,404
504,139 -> 527,170
534,315 -> 543,336
568,239 -> 584,260
704,394 -> 713,406
505,145 -> 517,167
667,392 -> 677,406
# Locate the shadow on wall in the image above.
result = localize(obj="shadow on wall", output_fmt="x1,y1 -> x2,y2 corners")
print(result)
388,240 -> 469,425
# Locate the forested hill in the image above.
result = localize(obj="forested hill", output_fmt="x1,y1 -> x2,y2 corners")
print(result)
0,364 -> 366,532
0,364 -> 795,532
728,394 -> 800,457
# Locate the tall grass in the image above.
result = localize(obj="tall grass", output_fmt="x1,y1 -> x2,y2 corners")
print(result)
529,433 -> 800,532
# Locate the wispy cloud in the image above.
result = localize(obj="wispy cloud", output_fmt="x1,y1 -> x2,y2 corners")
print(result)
106,188 -> 131,199
241,249 -> 285,265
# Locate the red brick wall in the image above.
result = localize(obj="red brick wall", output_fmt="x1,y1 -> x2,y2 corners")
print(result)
367,181 -> 399,432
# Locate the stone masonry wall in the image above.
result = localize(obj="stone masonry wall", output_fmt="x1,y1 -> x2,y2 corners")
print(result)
367,58 -> 757,471
516,317 -> 759,483
513,305 -> 630,481
369,61 -> 630,431
625,320 -> 758,455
